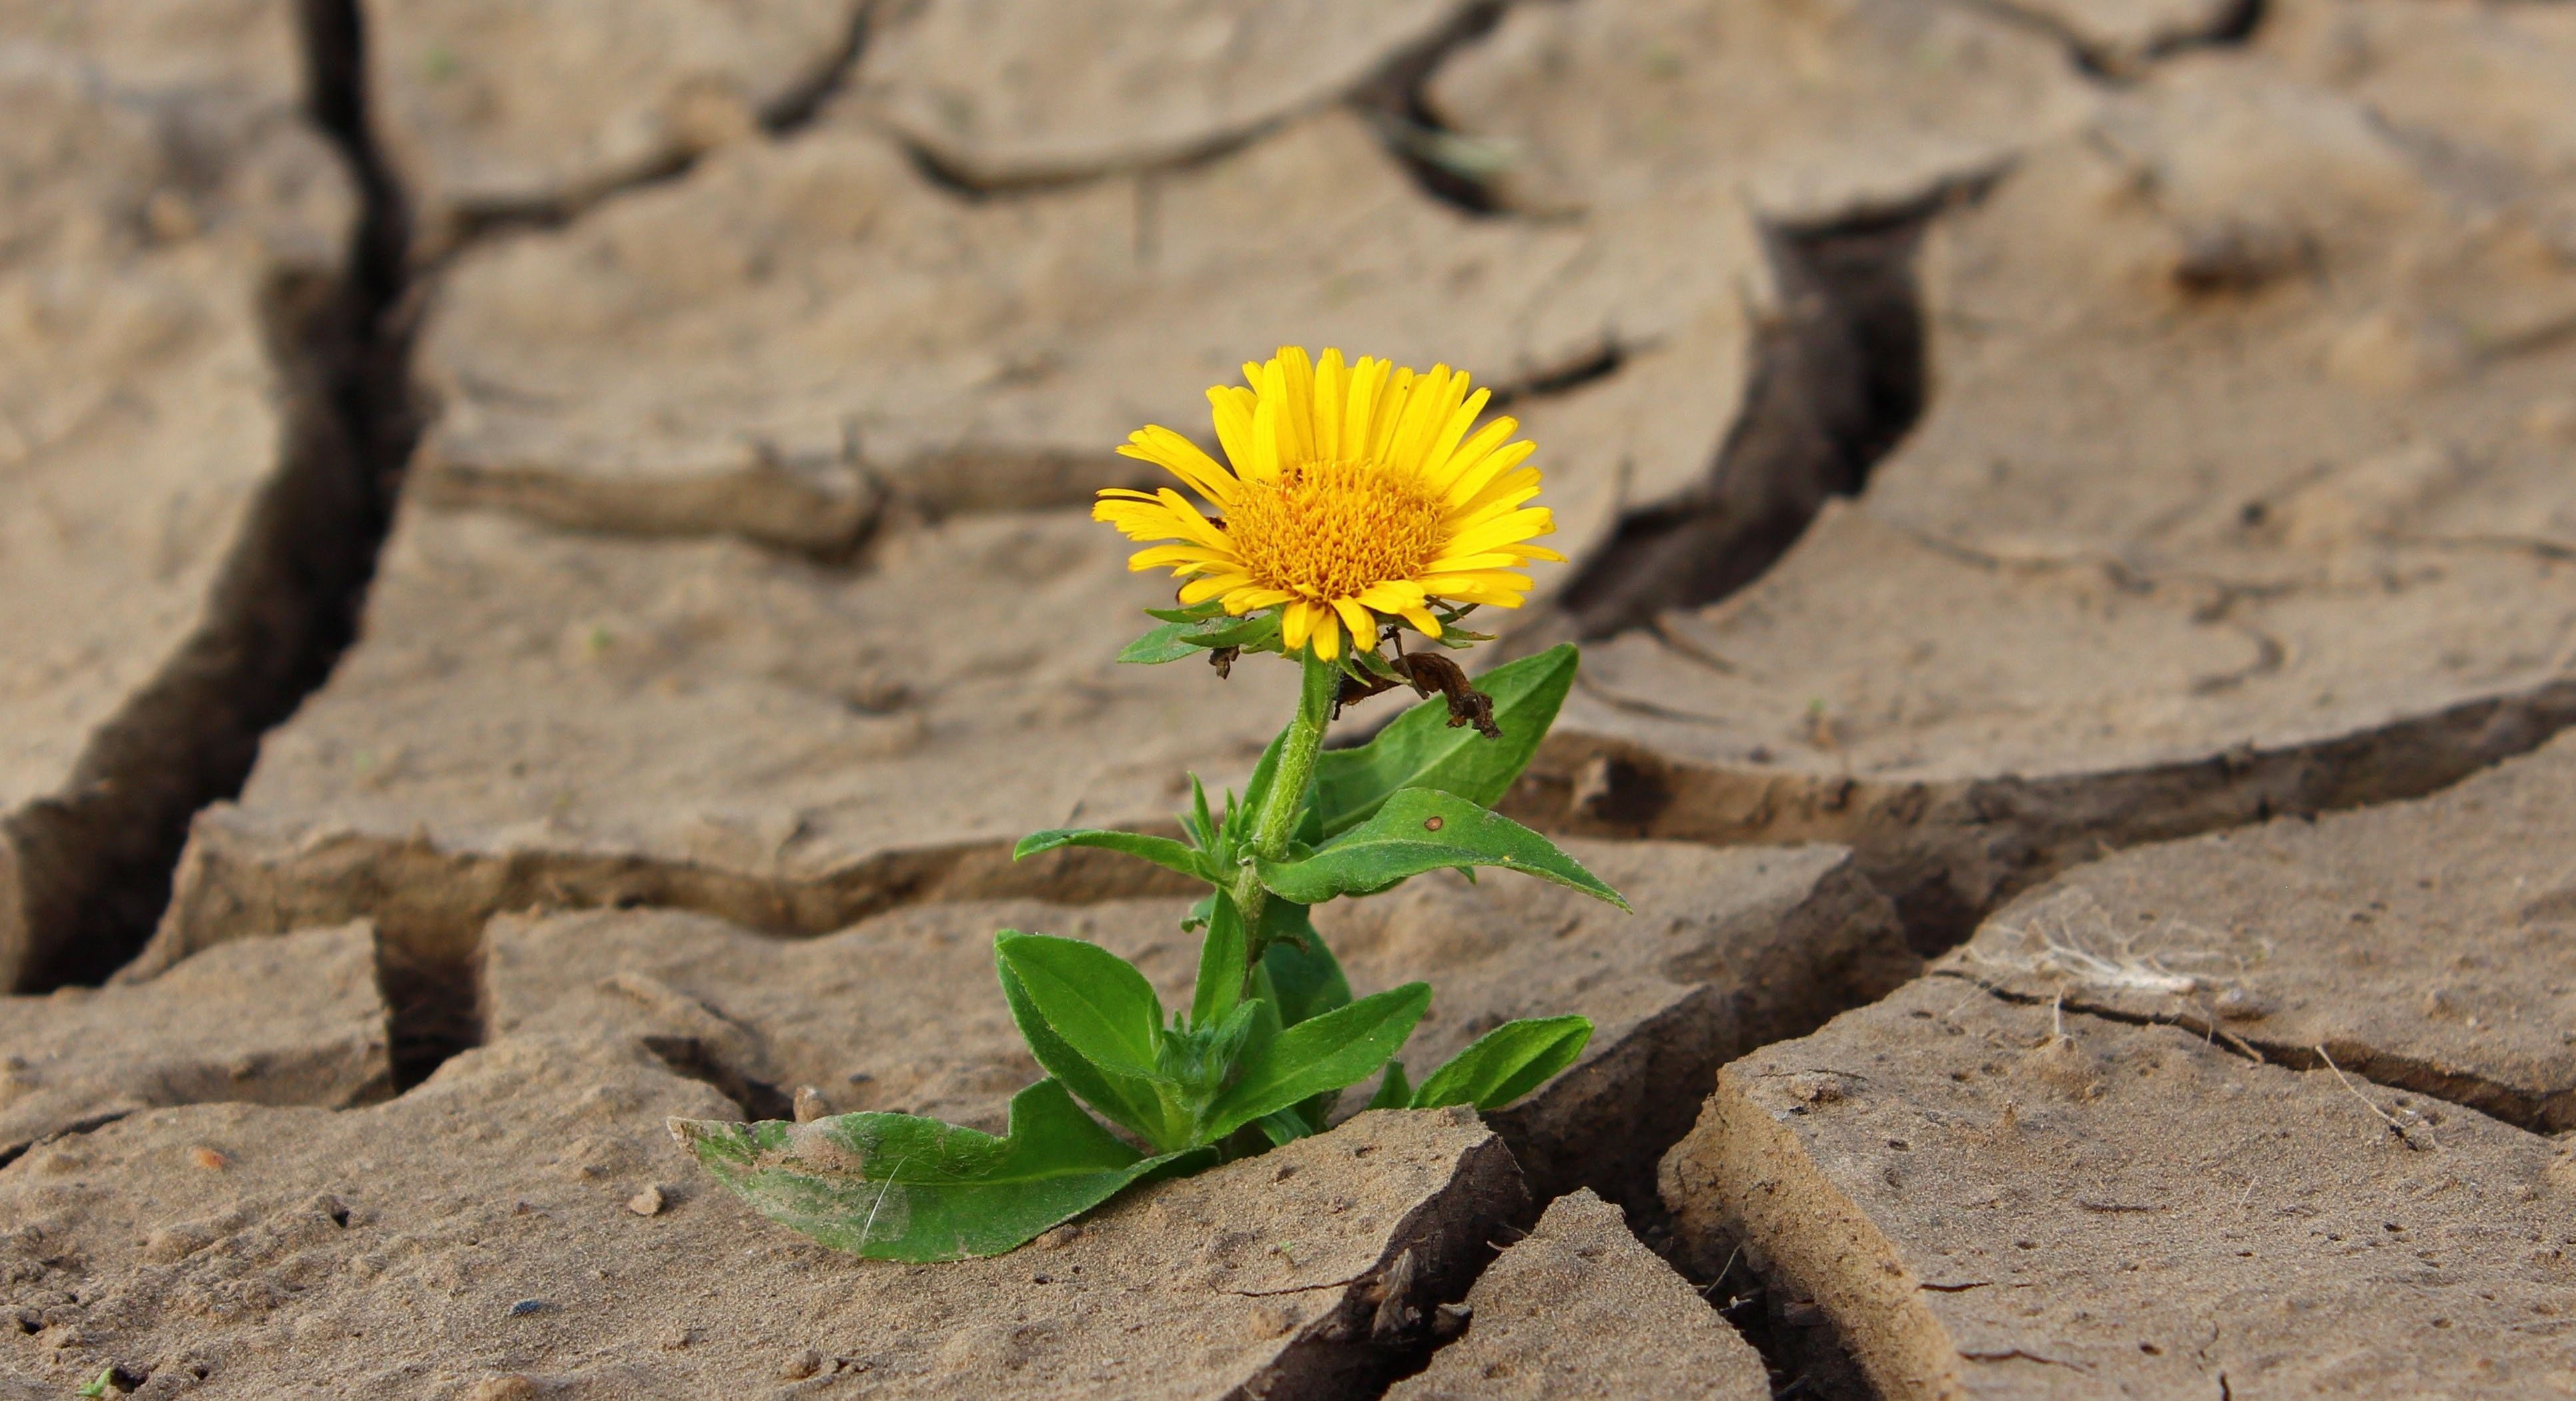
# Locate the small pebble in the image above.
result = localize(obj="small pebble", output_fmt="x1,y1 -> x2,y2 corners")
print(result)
507,1298 -> 548,1317
1787,1073 -> 1846,1105
659,1323 -> 699,1351
627,1185 -> 665,1217
793,1086 -> 830,1123
468,1378 -> 539,1401
189,1147 -> 228,1170
777,1347 -> 824,1380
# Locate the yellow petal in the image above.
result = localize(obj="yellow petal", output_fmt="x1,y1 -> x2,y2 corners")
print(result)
1310,605 -> 1343,660
1443,438 -> 1537,510
1127,544 -> 1225,572
1386,364 -> 1454,474
1370,365 -> 1418,461
1424,416 -> 1516,495
1313,348 -> 1346,462
1332,598 -> 1377,652
1179,572 -> 1253,604
1248,396 -> 1281,484
1342,356 -> 1384,460
1275,346 -> 1316,464
1442,507 -> 1557,560
1153,487 -> 1238,554
1208,386 -> 1258,474
1422,552 -> 1533,573
1281,598 -> 1314,650
1449,468 -> 1545,523
1120,425 -> 1237,506
1418,386 -> 1490,486
1354,580 -> 1429,611
1223,587 -> 1297,613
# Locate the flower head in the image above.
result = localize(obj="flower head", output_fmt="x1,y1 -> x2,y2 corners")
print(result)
1095,347 -> 1563,661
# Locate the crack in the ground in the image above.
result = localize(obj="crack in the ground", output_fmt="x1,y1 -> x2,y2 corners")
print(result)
891,0 -> 1520,213
425,0 -> 872,258
9,2 -> 413,994
1547,203 -> 1934,640
1669,1230 -> 1877,1401
639,1034 -> 797,1123
251,0 -> 445,1083
1514,673 -> 2576,957
1958,0 -> 2268,81
1938,969 -> 2575,1137
1346,0 -> 1513,217
0,1112 -> 137,1172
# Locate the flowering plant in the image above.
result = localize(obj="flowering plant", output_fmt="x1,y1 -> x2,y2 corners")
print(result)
675,348 -> 1624,1260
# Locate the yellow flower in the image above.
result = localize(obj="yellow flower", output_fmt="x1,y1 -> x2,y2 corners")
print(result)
1094,346 -> 1564,662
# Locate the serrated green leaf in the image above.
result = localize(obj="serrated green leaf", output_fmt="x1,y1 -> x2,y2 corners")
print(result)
997,960 -> 1174,1148
1013,827 -> 1214,881
1190,889 -> 1249,1027
1412,1016 -> 1593,1111
1204,983 -> 1430,1141
1366,1059 -> 1413,1111
673,1079 -> 1196,1261
1256,789 -> 1629,909
1313,644 -> 1577,838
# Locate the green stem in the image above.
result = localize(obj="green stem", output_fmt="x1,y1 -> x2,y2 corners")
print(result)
1252,648 -> 1338,860
1230,647 -> 1339,969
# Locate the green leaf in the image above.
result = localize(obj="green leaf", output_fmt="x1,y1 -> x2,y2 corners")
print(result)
1314,644 -> 1577,838
1257,907 -> 1351,1026
995,933 -> 1164,1076
997,951 -> 1173,1148
1204,983 -> 1430,1141
1184,774 -> 1217,851
1256,1108 -> 1318,1147
1160,997 -> 1262,1098
1146,599 -> 1231,624
1120,611 -> 1284,664
1412,1016 -> 1593,1111
1366,1059 -> 1413,1111
1190,889 -> 1249,1027
673,1079 -> 1196,1261
1234,726 -> 1292,842
1256,789 -> 1630,909
1013,828 -> 1214,882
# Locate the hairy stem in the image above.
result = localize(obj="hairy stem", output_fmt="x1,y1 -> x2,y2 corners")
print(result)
1231,648 -> 1339,967
1252,649 -> 1339,859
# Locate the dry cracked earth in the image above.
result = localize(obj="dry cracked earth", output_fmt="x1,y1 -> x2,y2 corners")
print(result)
2,0 -> 2573,1396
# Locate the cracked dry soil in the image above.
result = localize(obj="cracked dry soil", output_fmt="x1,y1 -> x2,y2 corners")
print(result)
1,0 -> 2573,1396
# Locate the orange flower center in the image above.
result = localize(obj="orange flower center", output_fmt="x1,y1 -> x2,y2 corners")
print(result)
1224,460 -> 1445,600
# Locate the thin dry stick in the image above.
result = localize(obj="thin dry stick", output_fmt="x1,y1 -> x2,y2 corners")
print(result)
2316,1046 -> 2409,1141
1699,1244 -> 1745,1298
